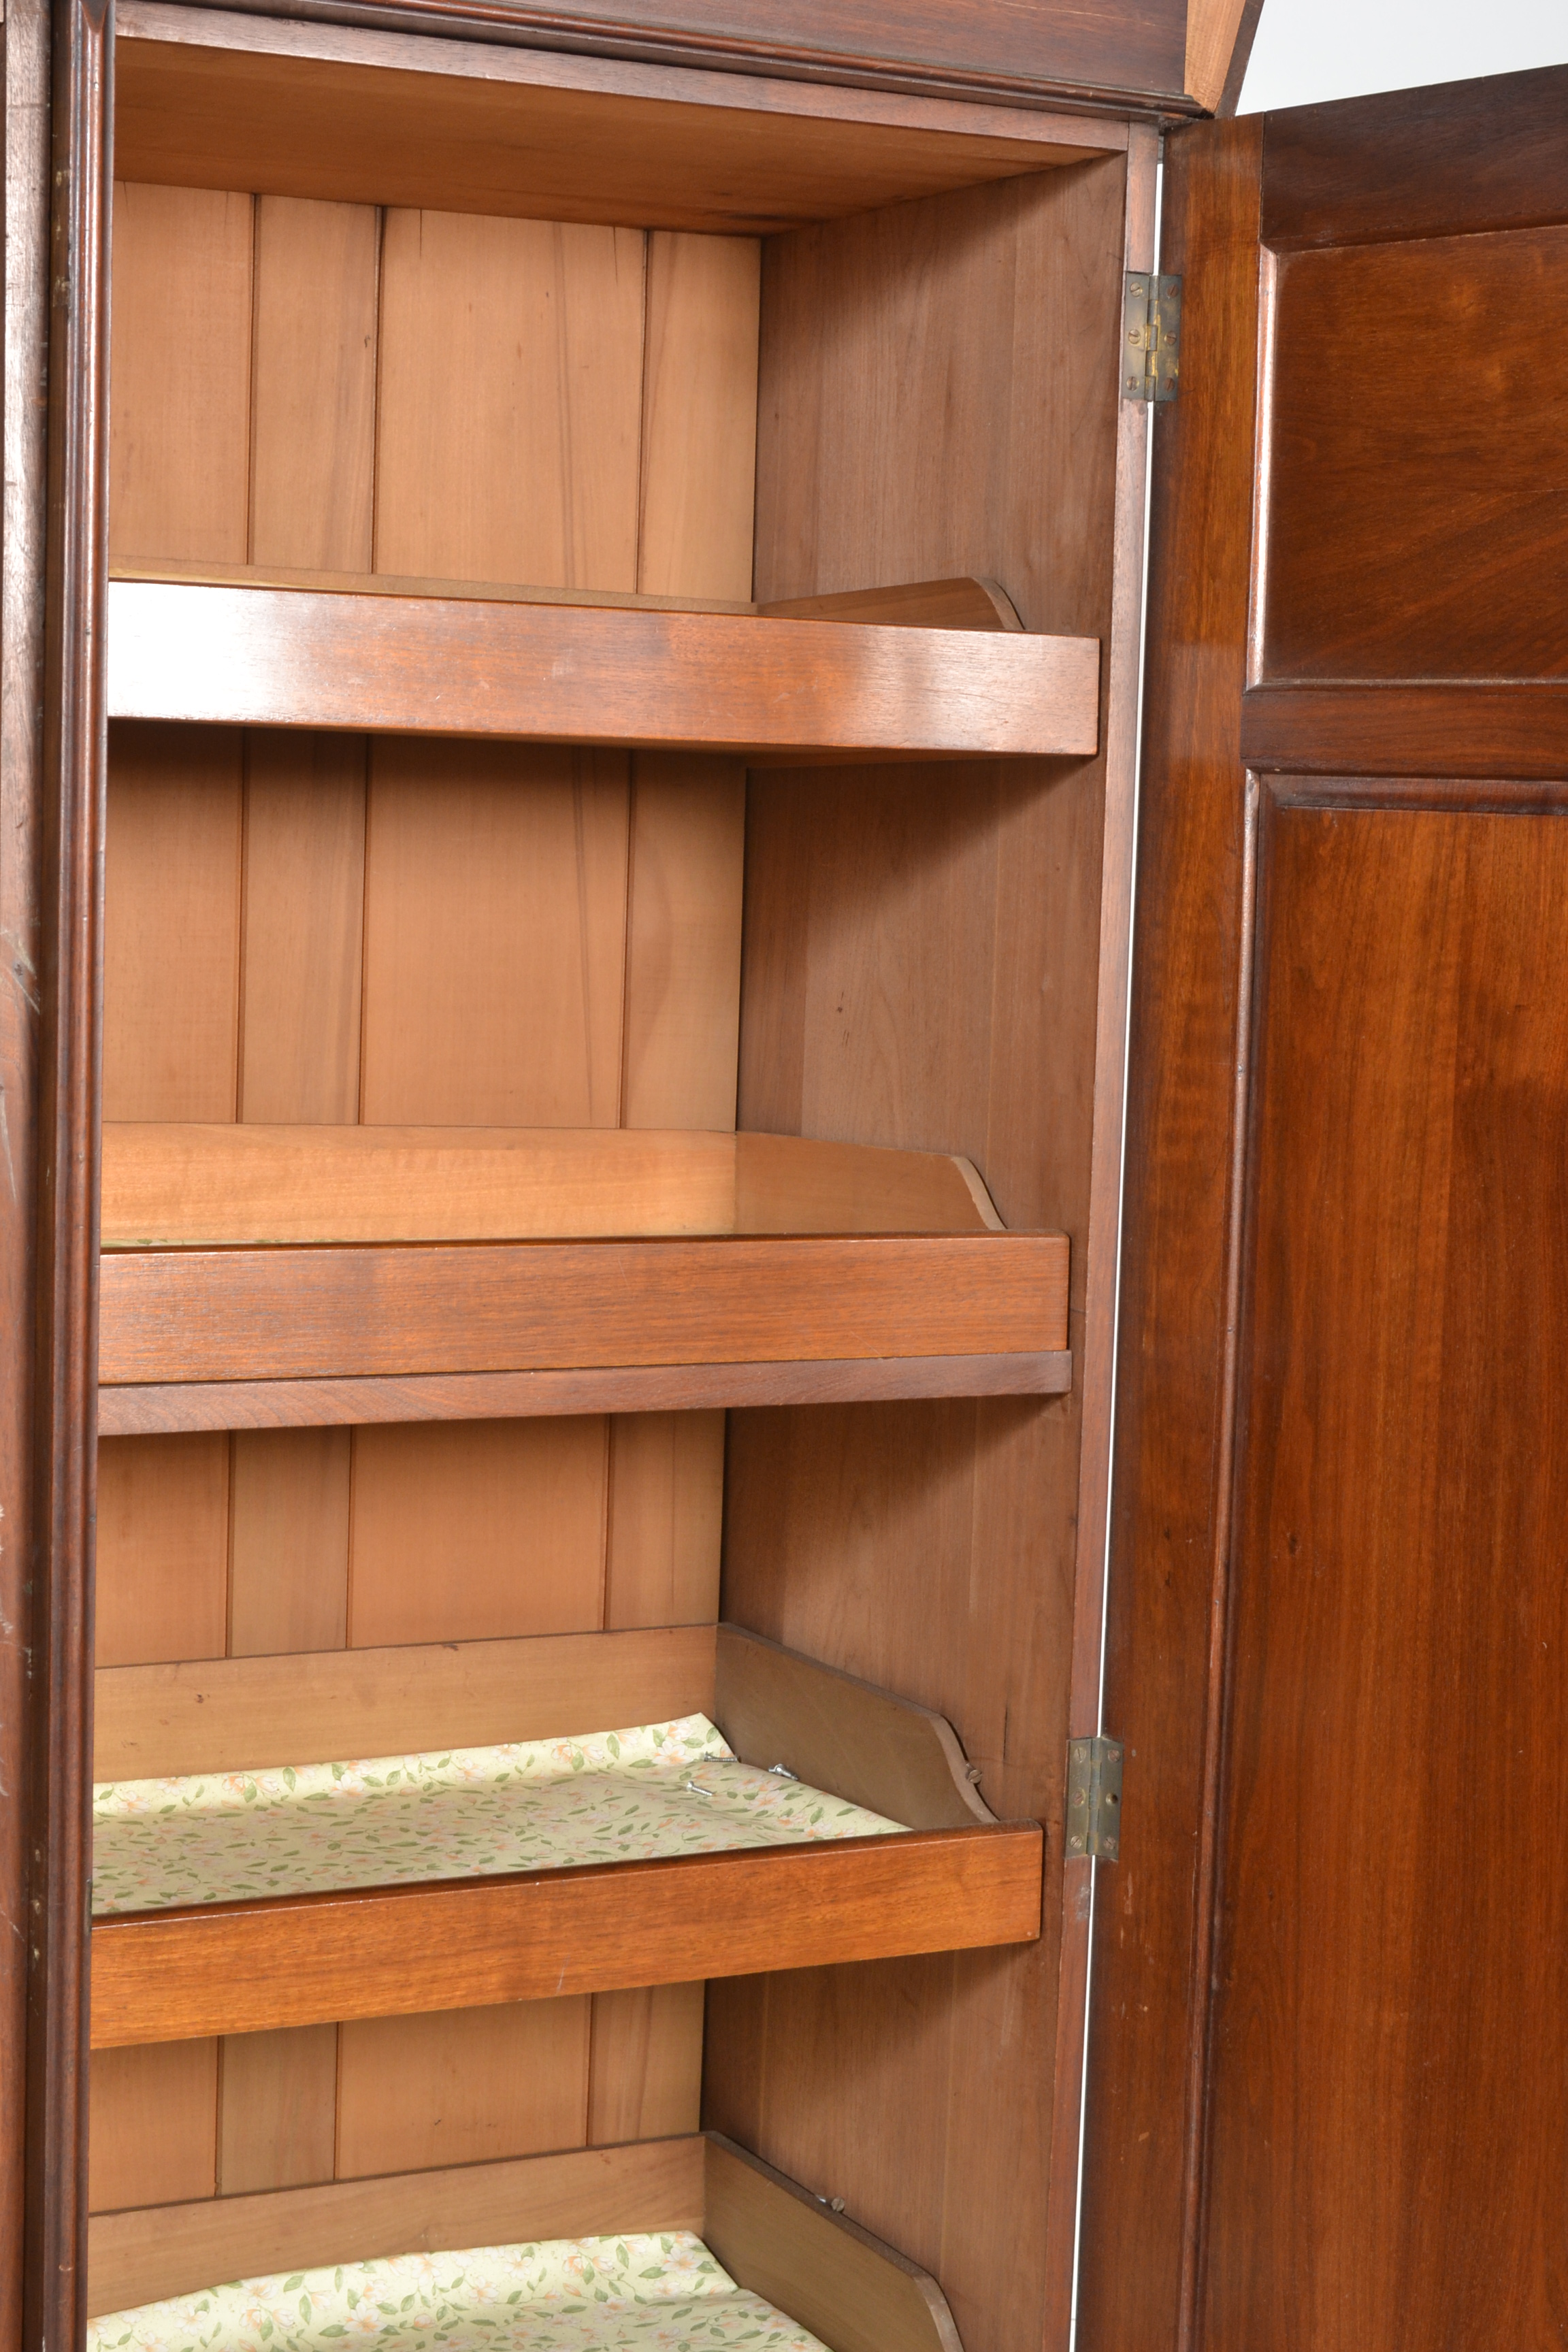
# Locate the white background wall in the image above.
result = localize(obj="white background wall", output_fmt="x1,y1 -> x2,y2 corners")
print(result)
1238,0 -> 1567,112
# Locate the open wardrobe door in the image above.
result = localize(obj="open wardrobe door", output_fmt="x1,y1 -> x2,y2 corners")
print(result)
1079,63 -> 1568,2352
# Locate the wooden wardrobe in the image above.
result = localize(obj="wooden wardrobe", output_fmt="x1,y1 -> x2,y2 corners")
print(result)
3,0 -> 1563,2346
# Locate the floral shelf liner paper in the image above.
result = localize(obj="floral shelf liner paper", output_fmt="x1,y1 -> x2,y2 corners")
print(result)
87,2231 -> 833,2352
92,1714 -> 909,1914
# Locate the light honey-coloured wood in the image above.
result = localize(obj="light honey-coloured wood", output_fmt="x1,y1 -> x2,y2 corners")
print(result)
374,210 -> 644,589
589,1986 -> 706,2145
93,1627 -> 718,1780
1184,0 -> 1254,111
88,2040 -> 218,2216
87,2138 -> 707,2317
638,233 -> 760,602
238,733 -> 367,1124
346,1419 -> 609,1649
109,181 -> 251,566
250,196 -> 378,571
227,1429 -> 351,1657
218,2025 -> 338,2197
622,761 -> 746,1130
113,5 -> 1116,235
357,742 -> 630,1128
95,1434 -> 229,1669
605,1414 -> 725,1629
100,1126 -> 1002,1243
103,727 -> 243,1123
705,2136 -> 962,2352
335,2002 -> 591,2179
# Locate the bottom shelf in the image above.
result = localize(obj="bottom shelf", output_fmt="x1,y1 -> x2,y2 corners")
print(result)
88,2133 -> 963,2352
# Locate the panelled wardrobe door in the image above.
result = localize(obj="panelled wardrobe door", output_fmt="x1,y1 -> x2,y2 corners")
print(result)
1081,66 -> 1568,2352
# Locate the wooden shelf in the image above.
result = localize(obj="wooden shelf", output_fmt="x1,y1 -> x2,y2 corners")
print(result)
106,572 -> 1100,758
89,2133 -> 966,2352
91,1627 -> 1042,2050
97,1125 -> 1072,1427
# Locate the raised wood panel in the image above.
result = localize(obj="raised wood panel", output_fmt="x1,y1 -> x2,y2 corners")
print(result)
638,233 -> 760,602
88,2040 -> 218,2215
112,10 -> 1119,238
622,760 -> 746,1130
227,1429 -> 351,1659
91,1826 -> 1043,2047
358,740 -> 630,1128
108,180 -> 250,566
1198,797 -> 1568,2351
238,733 -> 367,1124
334,2001 -> 591,2180
217,2025 -> 338,2197
346,1419 -> 608,1648
605,1414 -> 725,1629
107,581 -> 1102,757
250,196 -> 377,573
588,1986 -> 705,2145
88,2138 -> 708,2317
374,210 -> 644,589
95,1435 -> 229,1669
99,1234 -> 1070,1384
94,1628 -> 718,1781
103,725 -> 242,1124
1262,227 -> 1568,685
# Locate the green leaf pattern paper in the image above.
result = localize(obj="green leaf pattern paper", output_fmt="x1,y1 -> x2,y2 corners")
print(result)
86,2232 -> 832,2352
92,1715 -> 908,1914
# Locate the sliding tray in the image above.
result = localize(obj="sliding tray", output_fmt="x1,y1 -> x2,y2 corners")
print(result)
88,2133 -> 965,2352
107,566 -> 1099,761
97,1126 -> 1071,1433
89,1626 -> 1042,2048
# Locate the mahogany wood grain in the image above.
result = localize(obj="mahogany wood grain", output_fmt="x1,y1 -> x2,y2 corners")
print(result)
114,5 -> 1120,242
0,5 -> 50,2332
1077,115 -> 1265,2352
713,1626 -> 995,1832
90,1825 -> 1043,2049
94,1627 -> 718,1779
705,2135 -> 962,2352
106,581 -> 1100,758
758,577 -> 1021,630
99,1124 -> 998,1244
1259,225 -> 1568,684
96,1352 -> 1075,1437
1241,684 -> 1568,779
1260,63 -> 1568,248
216,2025 -> 338,2198
87,2137 -> 708,2317
29,0 -> 110,2332
98,1234 -> 1068,1384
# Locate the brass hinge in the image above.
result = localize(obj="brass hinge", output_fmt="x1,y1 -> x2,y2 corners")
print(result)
1122,274 -> 1181,403
1066,1735 -> 1124,1860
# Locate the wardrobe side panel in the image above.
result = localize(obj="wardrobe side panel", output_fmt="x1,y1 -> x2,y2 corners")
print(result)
720,157 -> 1126,2352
